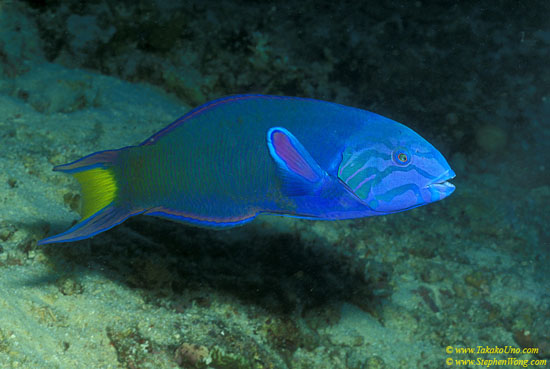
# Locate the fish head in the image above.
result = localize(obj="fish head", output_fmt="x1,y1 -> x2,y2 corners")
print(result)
337,117 -> 455,214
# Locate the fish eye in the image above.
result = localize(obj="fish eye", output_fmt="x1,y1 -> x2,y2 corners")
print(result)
393,149 -> 411,165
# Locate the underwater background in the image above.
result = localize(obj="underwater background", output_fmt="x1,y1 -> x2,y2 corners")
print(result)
0,0 -> 549,368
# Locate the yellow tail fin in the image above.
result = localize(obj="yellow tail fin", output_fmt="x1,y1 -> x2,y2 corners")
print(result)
73,167 -> 117,220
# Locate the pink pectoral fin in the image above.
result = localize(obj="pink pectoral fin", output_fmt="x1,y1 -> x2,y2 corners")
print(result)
266,127 -> 326,196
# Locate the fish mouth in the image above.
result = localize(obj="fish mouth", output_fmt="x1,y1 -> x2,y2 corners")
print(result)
426,170 -> 456,197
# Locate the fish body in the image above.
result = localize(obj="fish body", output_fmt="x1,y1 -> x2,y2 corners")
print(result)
38,95 -> 455,245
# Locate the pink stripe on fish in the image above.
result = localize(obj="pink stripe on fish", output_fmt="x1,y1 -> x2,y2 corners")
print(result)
343,163 -> 368,184
338,151 -> 360,177
145,206 -> 257,226
354,174 -> 375,192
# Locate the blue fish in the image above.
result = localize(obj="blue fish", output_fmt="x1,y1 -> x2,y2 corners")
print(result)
38,95 -> 455,245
